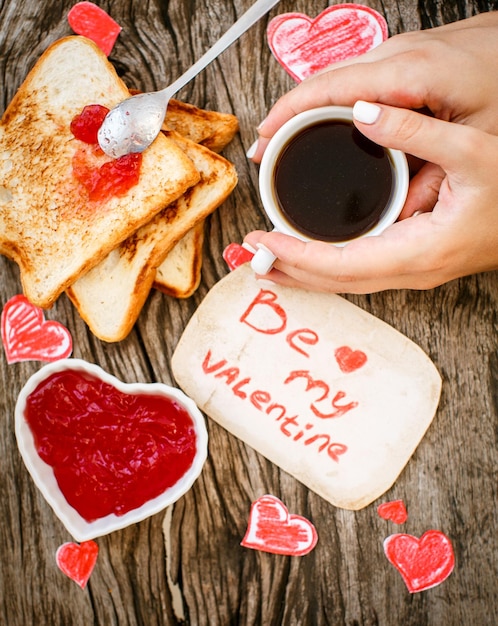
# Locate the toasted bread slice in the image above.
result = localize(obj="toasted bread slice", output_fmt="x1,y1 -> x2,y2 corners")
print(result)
153,105 -> 238,298
129,90 -> 239,153
67,131 -> 237,341
153,221 -> 205,299
0,37 -> 199,308
164,100 -> 239,153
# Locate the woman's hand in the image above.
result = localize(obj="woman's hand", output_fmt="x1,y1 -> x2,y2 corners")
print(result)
244,103 -> 498,293
249,12 -> 498,162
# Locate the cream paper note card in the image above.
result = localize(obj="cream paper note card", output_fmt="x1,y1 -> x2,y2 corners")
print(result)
172,265 -> 441,510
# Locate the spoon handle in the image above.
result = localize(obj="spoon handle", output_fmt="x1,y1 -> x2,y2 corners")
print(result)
164,0 -> 282,99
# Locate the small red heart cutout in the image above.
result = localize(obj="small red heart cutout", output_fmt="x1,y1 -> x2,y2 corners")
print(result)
334,345 -> 367,373
268,5 -> 388,82
377,500 -> 408,524
241,495 -> 317,556
2,295 -> 73,363
56,540 -> 99,589
68,2 -> 122,57
384,531 -> 455,593
223,243 -> 254,271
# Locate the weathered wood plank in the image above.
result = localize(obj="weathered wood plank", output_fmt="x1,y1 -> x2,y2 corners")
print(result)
0,1 -> 497,624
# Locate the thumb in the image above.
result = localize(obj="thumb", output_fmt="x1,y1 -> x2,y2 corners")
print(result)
352,100 -> 490,178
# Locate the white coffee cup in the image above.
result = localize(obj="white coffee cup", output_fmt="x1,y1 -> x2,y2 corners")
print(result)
251,106 -> 409,275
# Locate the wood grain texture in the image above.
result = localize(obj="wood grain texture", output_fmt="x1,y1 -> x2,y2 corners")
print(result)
0,1 -> 497,624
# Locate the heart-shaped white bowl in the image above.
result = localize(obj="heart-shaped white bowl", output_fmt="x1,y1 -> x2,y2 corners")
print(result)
15,358 -> 208,541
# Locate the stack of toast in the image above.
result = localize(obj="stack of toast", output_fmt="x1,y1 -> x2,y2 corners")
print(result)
0,36 -> 238,342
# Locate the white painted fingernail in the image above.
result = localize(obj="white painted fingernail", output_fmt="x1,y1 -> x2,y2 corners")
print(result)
246,140 -> 258,159
241,241 -> 257,254
251,243 -> 277,275
255,242 -> 273,254
353,101 -> 381,124
256,117 -> 267,131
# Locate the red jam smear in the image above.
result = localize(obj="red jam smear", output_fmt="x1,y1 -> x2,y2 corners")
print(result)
70,104 -> 142,202
70,104 -> 109,144
24,369 -> 198,522
72,149 -> 142,201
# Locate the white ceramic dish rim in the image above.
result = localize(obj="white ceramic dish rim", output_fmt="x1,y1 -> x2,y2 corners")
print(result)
15,358 -> 208,541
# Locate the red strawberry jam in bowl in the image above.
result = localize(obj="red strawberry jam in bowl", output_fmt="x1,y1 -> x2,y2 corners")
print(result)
15,359 -> 208,541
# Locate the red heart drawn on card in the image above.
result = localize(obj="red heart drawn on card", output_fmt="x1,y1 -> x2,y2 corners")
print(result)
241,495 -> 318,556
1,295 -> 73,364
16,359 -> 208,540
56,540 -> 99,589
384,531 -> 455,593
268,5 -> 388,82
68,2 -> 122,56
223,243 -> 254,271
377,500 -> 408,524
334,345 -> 367,373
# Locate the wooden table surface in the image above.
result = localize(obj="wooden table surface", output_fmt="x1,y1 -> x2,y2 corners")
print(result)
1,1 -> 497,624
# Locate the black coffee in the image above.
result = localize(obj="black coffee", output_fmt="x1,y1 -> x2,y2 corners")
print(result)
273,120 -> 394,242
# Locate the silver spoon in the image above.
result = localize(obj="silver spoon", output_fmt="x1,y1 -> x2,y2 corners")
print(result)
98,0 -> 281,158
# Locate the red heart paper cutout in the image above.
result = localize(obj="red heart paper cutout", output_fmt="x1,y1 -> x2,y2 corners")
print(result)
241,495 -> 318,556
56,540 -> 98,589
68,2 -> 122,57
268,5 -> 388,82
1,295 -> 73,364
223,243 -> 254,271
384,531 -> 455,593
334,345 -> 367,373
377,500 -> 408,524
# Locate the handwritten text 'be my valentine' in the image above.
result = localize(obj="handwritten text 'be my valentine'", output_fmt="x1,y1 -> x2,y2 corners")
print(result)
201,289 -> 368,463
